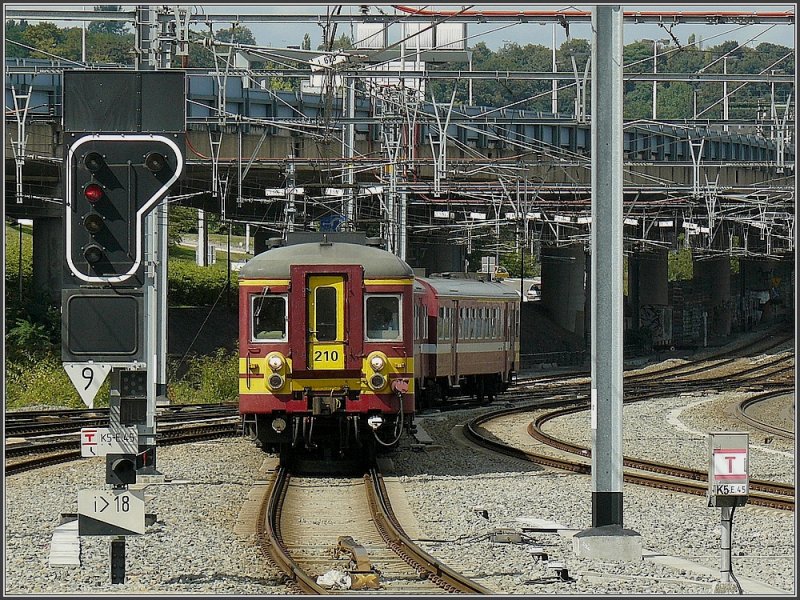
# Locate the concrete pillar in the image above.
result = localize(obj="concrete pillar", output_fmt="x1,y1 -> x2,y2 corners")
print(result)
33,216 -> 64,307
694,256 -> 732,337
540,245 -> 586,337
628,250 -> 668,329
738,257 -> 792,324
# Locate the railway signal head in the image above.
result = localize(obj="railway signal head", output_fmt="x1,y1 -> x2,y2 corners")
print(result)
65,135 -> 183,285
106,453 -> 137,485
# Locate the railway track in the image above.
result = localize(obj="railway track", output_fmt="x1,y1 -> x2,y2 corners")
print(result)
5,421 -> 240,476
521,330 -> 792,387
4,403 -> 239,438
256,465 -> 492,594
463,406 -> 793,511
737,390 -> 795,439
463,340 -> 794,512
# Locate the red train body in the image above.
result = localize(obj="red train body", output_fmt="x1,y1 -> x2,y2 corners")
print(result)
238,238 -> 519,461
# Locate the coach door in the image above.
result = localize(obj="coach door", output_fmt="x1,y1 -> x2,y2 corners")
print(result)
307,275 -> 346,370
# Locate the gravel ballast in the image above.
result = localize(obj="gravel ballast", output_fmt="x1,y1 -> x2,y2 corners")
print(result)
4,384 -> 795,595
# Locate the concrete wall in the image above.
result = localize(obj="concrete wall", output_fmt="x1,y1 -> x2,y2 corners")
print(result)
540,245 -> 586,338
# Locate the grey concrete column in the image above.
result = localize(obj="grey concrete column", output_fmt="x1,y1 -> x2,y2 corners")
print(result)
575,5 -> 641,562
33,216 -> 64,306
694,256 -> 732,337
540,245 -> 586,337
589,4 -> 625,530
628,250 -> 669,329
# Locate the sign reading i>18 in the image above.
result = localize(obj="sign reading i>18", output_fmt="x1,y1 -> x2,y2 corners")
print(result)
78,489 -> 145,536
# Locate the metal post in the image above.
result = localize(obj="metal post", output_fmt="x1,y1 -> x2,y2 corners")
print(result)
345,77 -> 356,228
551,24 -> 558,113
141,207 -> 162,474
196,209 -> 207,266
719,506 -> 733,583
590,4 -> 624,528
18,222 -> 23,302
652,40 -> 657,119
723,57 -> 729,132
110,536 -> 126,584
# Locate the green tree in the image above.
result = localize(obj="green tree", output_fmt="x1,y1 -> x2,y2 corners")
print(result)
21,22 -> 65,59
302,33 -> 311,50
5,20 -> 30,58
87,5 -> 129,36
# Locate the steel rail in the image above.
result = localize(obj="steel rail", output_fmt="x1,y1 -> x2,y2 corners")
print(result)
737,390 -> 795,439
256,467 -> 326,594
366,467 -> 493,594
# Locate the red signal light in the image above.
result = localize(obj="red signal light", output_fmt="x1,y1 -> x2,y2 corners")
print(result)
84,183 -> 104,204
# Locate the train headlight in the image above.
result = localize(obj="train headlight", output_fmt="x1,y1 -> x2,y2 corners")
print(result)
369,373 -> 386,390
367,415 -> 384,430
271,417 -> 287,433
267,354 -> 284,371
370,355 -> 385,371
268,373 -> 285,390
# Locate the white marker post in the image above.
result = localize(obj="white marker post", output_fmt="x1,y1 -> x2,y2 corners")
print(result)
707,432 -> 749,593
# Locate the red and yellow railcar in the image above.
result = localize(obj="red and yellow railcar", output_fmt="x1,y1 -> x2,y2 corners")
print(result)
238,237 -> 521,462
238,239 -> 415,460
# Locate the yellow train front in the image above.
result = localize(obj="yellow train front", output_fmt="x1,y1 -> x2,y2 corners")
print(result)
238,238 -> 415,462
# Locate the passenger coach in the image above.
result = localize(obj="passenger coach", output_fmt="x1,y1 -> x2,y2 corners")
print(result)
238,238 -> 416,460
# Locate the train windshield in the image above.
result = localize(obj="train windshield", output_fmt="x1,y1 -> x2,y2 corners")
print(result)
252,295 -> 287,341
315,287 -> 338,341
366,295 -> 400,340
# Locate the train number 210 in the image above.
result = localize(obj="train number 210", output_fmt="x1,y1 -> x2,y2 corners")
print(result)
314,350 -> 339,362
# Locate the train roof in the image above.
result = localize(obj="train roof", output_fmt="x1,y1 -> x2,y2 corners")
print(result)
240,241 -> 414,279
418,276 -> 521,299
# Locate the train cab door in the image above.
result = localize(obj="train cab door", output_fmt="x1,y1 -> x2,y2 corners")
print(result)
307,275 -> 346,370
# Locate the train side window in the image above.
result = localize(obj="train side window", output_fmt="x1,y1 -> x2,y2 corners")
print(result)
315,287 -> 338,341
252,294 -> 287,341
366,295 -> 401,341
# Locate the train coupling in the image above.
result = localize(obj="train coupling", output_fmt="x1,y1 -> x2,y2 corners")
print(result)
335,536 -> 381,590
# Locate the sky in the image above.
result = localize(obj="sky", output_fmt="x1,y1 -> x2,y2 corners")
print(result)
6,3 -> 796,52
197,3 -> 797,50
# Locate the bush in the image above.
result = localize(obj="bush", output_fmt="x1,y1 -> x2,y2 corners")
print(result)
5,353 -> 108,410
168,258 -> 239,306
167,347 -> 238,405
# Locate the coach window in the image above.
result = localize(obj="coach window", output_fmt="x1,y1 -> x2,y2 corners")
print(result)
366,295 -> 401,340
315,287 -> 338,341
252,294 -> 287,341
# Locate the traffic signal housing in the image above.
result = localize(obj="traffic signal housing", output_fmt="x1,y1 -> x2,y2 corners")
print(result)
106,453 -> 137,485
65,135 -> 183,285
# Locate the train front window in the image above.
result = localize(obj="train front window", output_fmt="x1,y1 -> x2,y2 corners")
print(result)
252,295 -> 287,341
366,295 -> 400,341
315,287 -> 338,341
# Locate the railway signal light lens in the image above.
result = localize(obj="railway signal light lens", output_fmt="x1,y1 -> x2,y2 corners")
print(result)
84,152 -> 104,173
83,244 -> 104,264
144,152 -> 167,173
84,183 -> 104,204
83,213 -> 105,234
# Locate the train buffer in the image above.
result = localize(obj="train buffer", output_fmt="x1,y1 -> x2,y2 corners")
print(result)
335,536 -> 381,590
